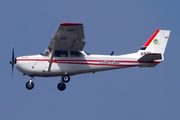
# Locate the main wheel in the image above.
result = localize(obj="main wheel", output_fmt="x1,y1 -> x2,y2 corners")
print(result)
25,81 -> 34,90
62,74 -> 70,83
57,82 -> 66,91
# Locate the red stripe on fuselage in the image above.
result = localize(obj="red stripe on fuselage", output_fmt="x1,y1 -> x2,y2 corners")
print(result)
17,59 -> 139,63
17,59 -> 50,61
16,59 -> 161,67
56,61 -> 139,67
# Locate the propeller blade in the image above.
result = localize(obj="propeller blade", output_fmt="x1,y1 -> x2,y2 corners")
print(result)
12,47 -> 14,61
12,63 -> 14,77
10,46 -> 16,77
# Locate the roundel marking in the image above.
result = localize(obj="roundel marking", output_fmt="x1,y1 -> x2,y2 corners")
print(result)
153,39 -> 159,45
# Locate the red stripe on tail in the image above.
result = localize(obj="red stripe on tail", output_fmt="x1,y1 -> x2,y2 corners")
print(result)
143,29 -> 160,47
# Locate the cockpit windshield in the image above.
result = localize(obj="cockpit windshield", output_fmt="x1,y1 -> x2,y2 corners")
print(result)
40,48 -> 50,56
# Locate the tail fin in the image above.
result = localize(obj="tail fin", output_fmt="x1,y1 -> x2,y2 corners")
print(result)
138,29 -> 170,60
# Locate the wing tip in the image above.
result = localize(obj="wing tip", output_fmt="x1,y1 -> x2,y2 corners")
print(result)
60,23 -> 83,26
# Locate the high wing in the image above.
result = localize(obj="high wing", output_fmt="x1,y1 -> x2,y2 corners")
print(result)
48,23 -> 85,51
47,23 -> 85,71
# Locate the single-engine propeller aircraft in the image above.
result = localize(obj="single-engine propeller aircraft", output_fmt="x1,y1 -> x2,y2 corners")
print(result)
10,23 -> 170,91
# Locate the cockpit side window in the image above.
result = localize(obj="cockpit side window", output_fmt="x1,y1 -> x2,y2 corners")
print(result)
54,50 -> 68,57
70,51 -> 83,57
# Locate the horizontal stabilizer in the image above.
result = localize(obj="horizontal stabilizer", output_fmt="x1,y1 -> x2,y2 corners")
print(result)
138,53 -> 162,62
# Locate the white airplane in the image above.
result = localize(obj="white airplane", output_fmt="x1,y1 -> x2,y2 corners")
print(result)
10,23 -> 170,91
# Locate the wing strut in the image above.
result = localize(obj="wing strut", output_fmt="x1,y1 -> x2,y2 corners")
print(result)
47,40 -> 56,72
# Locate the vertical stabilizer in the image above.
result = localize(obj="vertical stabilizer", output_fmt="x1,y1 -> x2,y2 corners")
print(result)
138,29 -> 170,60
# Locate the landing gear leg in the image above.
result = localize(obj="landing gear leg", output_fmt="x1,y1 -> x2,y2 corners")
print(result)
25,77 -> 34,90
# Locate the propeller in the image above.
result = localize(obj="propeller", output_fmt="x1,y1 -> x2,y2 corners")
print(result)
9,47 -> 16,76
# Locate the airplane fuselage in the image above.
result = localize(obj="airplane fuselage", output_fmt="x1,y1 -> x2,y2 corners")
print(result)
15,51 -> 160,77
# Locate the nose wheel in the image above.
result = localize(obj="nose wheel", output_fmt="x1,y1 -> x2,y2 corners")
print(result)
62,74 -> 70,83
25,79 -> 34,90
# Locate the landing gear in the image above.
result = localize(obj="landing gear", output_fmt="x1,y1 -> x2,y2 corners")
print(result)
24,75 -> 70,91
25,80 -> 34,90
62,74 -> 70,83
57,82 -> 66,91
57,74 -> 70,91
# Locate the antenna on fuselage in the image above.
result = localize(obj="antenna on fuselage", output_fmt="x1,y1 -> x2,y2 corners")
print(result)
110,51 -> 114,55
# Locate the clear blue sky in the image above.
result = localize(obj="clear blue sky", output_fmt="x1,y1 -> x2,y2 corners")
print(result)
1,0 -> 180,120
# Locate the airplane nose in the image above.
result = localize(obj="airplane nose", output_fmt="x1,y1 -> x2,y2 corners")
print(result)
15,57 -> 36,76
9,58 -> 17,65
15,58 -> 20,68
15,57 -> 23,69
